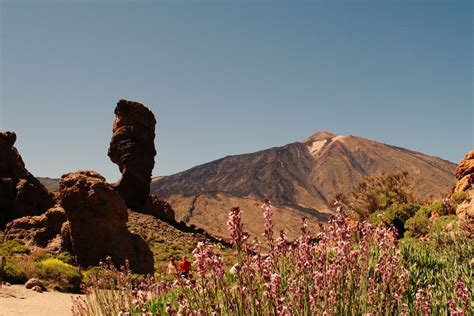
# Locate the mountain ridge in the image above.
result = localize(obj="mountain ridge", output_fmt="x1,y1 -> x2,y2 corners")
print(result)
149,131 -> 456,239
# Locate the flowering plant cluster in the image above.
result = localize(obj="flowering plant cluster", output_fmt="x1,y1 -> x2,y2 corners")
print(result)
73,202 -> 472,315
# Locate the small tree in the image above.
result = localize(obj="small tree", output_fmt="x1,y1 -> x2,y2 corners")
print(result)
349,171 -> 415,220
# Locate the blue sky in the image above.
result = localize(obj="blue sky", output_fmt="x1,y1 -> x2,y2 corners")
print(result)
0,0 -> 472,181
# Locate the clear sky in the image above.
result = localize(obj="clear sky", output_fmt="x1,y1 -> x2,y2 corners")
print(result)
0,0 -> 472,181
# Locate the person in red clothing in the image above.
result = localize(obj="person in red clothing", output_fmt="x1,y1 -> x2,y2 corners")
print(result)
179,256 -> 191,278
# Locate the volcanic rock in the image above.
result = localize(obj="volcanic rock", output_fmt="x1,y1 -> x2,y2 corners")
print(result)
60,170 -> 154,274
453,150 -> 474,236
4,206 -> 71,252
0,131 -> 54,228
108,100 -> 156,211
454,150 -> 474,193
25,278 -> 46,291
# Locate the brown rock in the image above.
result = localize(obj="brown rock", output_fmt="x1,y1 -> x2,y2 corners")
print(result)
60,170 -> 153,274
4,206 -> 70,252
454,150 -> 474,193
456,190 -> 474,237
455,150 -> 474,180
452,149 -> 474,236
0,132 -> 54,228
108,100 -> 156,211
25,278 -> 46,291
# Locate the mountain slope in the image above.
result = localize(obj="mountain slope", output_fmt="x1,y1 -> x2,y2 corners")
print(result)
151,131 -> 456,239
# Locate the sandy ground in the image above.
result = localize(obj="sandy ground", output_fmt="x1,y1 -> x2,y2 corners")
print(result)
0,285 -> 82,316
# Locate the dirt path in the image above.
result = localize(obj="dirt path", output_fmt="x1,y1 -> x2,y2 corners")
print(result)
0,285 -> 82,316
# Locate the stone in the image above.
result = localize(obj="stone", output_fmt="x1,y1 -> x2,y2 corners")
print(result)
0,131 -> 54,228
454,150 -> 474,193
4,206 -> 71,251
452,149 -> 474,236
25,278 -> 46,291
108,100 -> 156,211
60,170 -> 154,274
31,285 -> 43,293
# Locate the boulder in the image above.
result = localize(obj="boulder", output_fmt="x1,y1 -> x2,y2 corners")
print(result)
60,170 -> 154,274
25,278 -> 46,291
31,285 -> 43,293
454,150 -> 474,193
108,100 -> 156,211
4,206 -> 71,252
0,132 -> 54,228
452,150 -> 474,236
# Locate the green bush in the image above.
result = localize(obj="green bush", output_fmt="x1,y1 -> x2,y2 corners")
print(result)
450,191 -> 469,210
348,171 -> 416,220
368,203 -> 420,237
385,203 -> 420,236
36,258 -> 82,292
0,239 -> 31,256
405,214 -> 430,237
426,200 -> 448,216
3,263 -> 28,284
431,215 -> 458,234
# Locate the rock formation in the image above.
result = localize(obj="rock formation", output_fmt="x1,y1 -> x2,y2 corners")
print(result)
0,131 -> 54,228
60,170 -> 154,274
108,100 -> 156,211
454,150 -> 474,192
4,206 -> 71,252
453,150 -> 474,236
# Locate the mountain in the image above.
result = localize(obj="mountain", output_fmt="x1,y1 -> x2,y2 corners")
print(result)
37,177 -> 60,192
150,131 -> 456,239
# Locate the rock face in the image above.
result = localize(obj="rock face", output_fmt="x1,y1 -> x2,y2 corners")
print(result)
454,150 -> 474,193
60,170 -> 154,274
108,100 -> 156,211
4,206 -> 71,252
453,150 -> 474,236
0,132 -> 54,228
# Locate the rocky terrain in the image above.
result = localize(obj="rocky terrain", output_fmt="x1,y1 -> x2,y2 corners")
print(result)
151,131 -> 456,239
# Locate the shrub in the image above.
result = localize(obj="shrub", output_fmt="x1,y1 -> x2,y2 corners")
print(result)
0,239 -> 31,255
36,258 -> 82,292
450,191 -> 469,210
431,215 -> 458,235
3,262 -> 28,284
426,200 -> 448,216
405,215 -> 430,238
348,171 -> 416,220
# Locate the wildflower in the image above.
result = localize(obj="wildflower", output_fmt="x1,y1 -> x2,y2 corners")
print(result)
227,207 -> 245,251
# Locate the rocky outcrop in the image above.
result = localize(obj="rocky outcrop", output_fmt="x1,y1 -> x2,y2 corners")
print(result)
4,206 -> 71,252
453,150 -> 474,236
0,132 -> 54,228
454,150 -> 474,193
60,170 -> 154,274
108,100 -> 156,211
